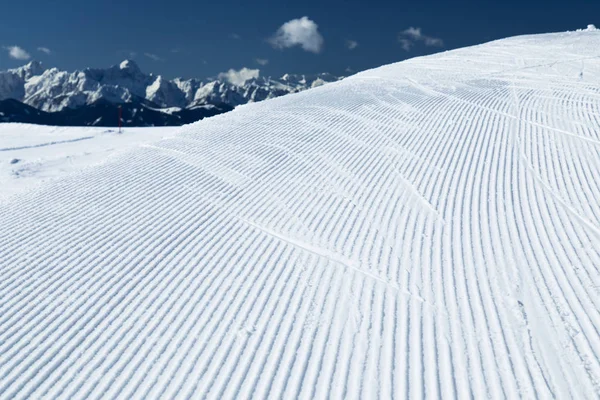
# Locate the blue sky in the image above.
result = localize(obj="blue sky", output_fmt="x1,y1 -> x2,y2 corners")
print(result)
1,0 -> 598,79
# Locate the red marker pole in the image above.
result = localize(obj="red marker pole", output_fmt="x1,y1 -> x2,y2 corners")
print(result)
118,105 -> 122,133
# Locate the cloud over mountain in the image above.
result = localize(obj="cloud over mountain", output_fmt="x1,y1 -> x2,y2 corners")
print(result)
218,67 -> 260,85
144,53 -> 163,61
269,17 -> 324,53
398,27 -> 443,51
4,46 -> 30,60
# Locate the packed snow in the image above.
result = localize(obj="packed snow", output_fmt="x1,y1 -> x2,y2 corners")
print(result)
0,124 -> 180,199
2,29 -> 600,399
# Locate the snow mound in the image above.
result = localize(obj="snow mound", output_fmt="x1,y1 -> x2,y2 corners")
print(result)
2,30 -> 600,399
575,24 -> 597,32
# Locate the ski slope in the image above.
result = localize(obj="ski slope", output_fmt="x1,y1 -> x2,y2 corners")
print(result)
2,28 -> 600,399
0,124 -> 181,200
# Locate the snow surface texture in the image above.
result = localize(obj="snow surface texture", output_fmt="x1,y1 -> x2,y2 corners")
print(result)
2,29 -> 600,399
0,124 -> 181,200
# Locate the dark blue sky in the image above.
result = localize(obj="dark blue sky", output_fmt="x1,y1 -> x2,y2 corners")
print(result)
1,0 -> 598,79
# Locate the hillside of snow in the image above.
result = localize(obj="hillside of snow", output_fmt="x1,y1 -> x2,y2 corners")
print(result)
2,27 -> 600,398
0,124 -> 181,200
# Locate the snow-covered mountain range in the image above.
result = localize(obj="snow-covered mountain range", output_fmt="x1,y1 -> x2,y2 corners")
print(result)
0,60 -> 341,126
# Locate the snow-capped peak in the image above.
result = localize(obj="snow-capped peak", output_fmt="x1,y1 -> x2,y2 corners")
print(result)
0,60 -> 342,112
119,59 -> 140,72
9,60 -> 46,80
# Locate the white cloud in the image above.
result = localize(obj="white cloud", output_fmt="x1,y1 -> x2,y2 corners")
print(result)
37,47 -> 51,55
398,27 -> 443,51
144,52 -> 162,61
218,67 -> 260,85
255,58 -> 269,66
398,38 -> 413,51
345,40 -> 358,50
117,50 -> 137,59
269,16 -> 324,53
4,46 -> 31,60
402,27 -> 422,40
230,33 -> 241,39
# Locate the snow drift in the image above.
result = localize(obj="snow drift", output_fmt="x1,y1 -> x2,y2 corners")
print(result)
2,29 -> 600,399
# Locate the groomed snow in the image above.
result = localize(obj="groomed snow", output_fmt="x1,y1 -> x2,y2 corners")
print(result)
0,124 -> 181,200
2,29 -> 600,399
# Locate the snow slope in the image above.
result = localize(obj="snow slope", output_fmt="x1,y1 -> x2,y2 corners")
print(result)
2,28 -> 600,399
0,124 -> 181,200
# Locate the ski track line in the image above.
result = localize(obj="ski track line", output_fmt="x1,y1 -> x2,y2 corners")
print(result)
0,136 -> 95,152
2,31 -> 600,399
